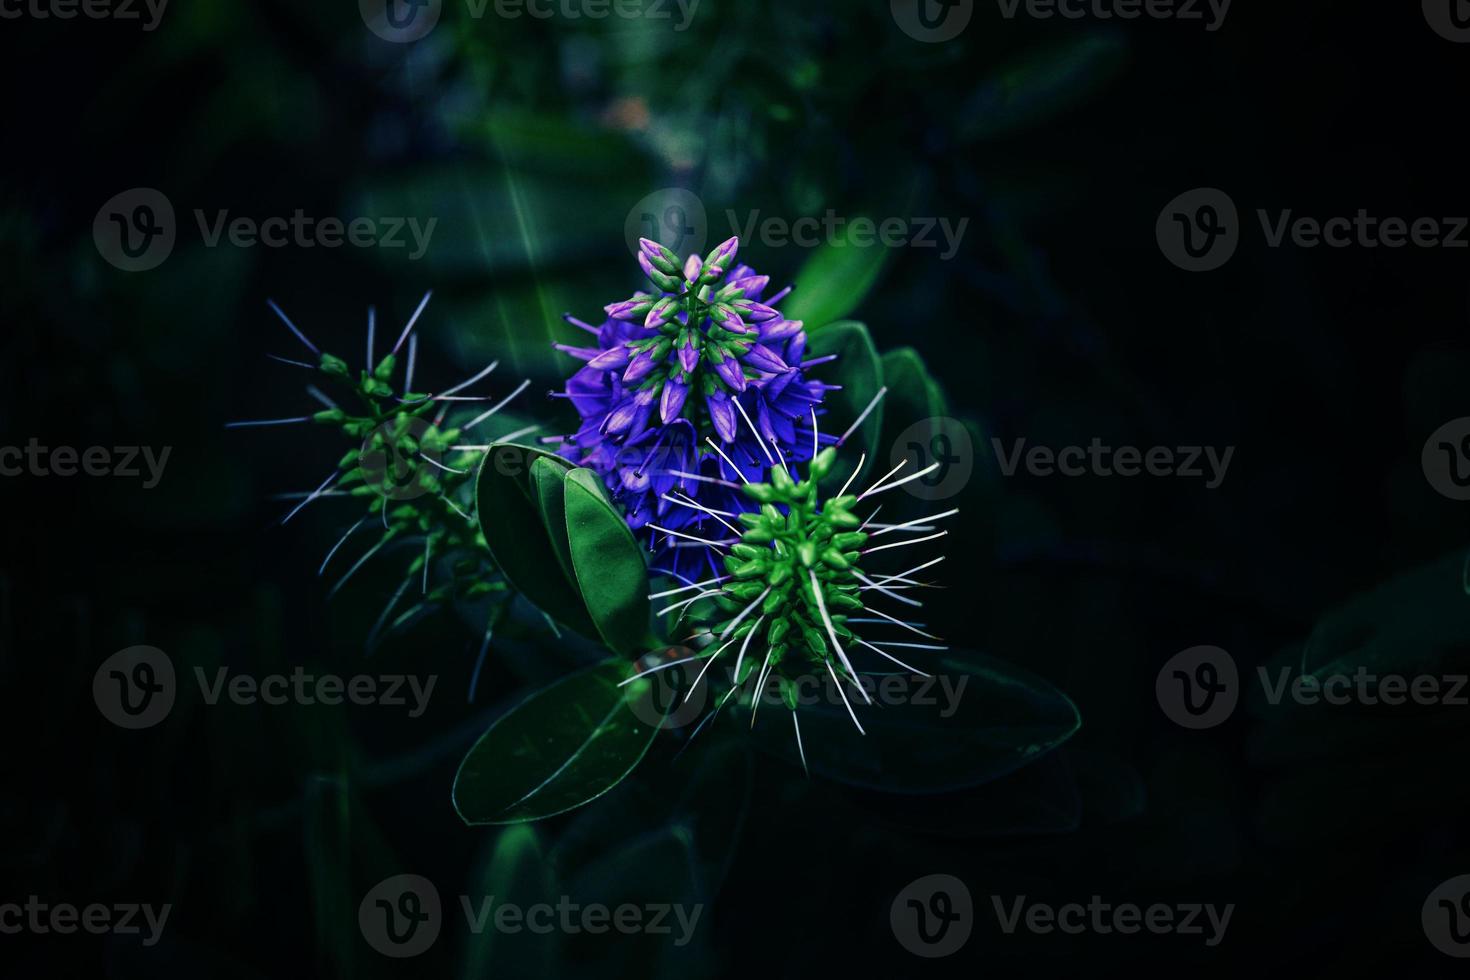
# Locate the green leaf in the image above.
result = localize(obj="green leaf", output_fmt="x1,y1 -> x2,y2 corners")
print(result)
752,651 -> 1080,792
461,825 -> 561,978
783,229 -> 890,329
475,444 -> 598,638
453,660 -> 663,825
880,347 -> 948,421
564,468 -> 653,656
806,321 -> 884,492
530,458 -> 577,587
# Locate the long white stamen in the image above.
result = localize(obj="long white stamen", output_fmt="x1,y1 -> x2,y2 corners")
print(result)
733,615 -> 765,682
438,360 -> 500,398
836,452 -> 867,497
319,517 -> 366,575
792,711 -> 809,776
810,407 -> 820,460
851,569 -> 921,608
442,497 -> 473,523
267,299 -> 320,355
305,385 -> 339,411
647,525 -> 734,548
464,379 -> 531,430
268,354 -> 316,370
655,589 -> 722,617
421,454 -> 468,476
858,461 -> 942,500
618,653 -> 698,687
750,648 -> 775,727
854,637 -> 931,676
662,470 -> 740,489
837,385 -> 887,447
733,398 -> 774,465
869,509 -> 960,537
857,460 -> 908,500
330,536 -> 389,597
665,493 -> 742,537
404,334 -> 419,394
450,424 -> 540,452
704,438 -> 751,484
226,417 -> 311,429
719,587 -> 772,641
826,659 -> 866,734
809,570 -> 870,704
863,530 -> 948,555
648,575 -> 731,600
866,641 -> 949,651
391,291 -> 433,355
685,636 -> 737,702
870,556 -> 947,586
281,471 -> 339,525
864,606 -> 943,640
366,306 -> 375,371
859,505 -> 884,532
421,537 -> 432,593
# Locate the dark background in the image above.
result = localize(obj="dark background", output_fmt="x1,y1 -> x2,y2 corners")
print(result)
3,0 -> 1469,975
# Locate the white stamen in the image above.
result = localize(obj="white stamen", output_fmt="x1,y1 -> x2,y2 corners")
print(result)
331,535 -> 389,597
366,306 -> 376,371
305,385 -> 339,411
648,575 -> 731,600
655,589 -> 722,618
854,637 -> 930,676
685,636 -> 737,702
857,459 -> 908,500
869,555 -> 947,586
733,398 -> 774,465
268,354 -> 316,370
662,470 -> 740,490
421,454 -> 468,476
836,452 -> 867,498
267,299 -> 320,355
226,417 -> 311,429
750,648 -> 775,728
718,586 -> 772,641
792,711 -> 809,776
319,517 -> 366,575
869,508 -> 960,537
647,525 -> 734,548
464,379 -> 531,430
281,471 -> 338,525
618,653 -> 697,687
862,530 -> 948,555
809,407 -> 820,460
858,461 -> 942,500
438,360 -> 500,399
809,570 -> 870,704
391,291 -> 433,355
826,659 -> 866,734
864,606 -> 943,640
421,537 -> 432,593
665,493 -> 742,537
404,334 -> 419,394
733,615 -> 765,682
851,569 -> 921,608
837,385 -> 887,447
704,437 -> 751,484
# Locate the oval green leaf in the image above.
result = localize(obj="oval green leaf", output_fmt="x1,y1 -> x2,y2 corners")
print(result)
453,659 -> 663,825
475,443 -> 598,638
564,468 -> 653,657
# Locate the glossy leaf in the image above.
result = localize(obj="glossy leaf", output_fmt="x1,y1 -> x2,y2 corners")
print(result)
563,468 -> 653,656
475,443 -> 598,638
752,651 -> 1080,793
453,660 -> 663,825
461,825 -> 560,978
783,230 -> 890,329
530,457 -> 577,587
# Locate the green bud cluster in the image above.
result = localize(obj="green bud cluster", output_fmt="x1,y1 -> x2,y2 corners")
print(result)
710,446 -> 869,709
306,348 -> 505,609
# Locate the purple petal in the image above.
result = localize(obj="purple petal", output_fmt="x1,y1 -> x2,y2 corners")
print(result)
623,348 -> 659,383
678,338 -> 700,373
714,356 -> 747,392
587,345 -> 633,371
743,343 -> 789,373
660,379 -> 689,422
707,394 -> 737,442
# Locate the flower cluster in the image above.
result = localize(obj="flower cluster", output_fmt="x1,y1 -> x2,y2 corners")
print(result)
555,237 -> 837,581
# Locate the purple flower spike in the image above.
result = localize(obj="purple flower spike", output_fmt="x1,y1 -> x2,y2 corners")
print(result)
553,237 -> 831,577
